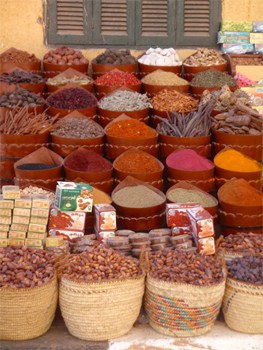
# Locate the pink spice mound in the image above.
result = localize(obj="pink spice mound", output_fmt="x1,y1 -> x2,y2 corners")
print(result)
166,149 -> 214,171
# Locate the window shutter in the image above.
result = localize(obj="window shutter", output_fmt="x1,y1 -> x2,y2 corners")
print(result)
176,0 -> 221,46
93,0 -> 135,45
46,0 -> 92,45
135,0 -> 176,46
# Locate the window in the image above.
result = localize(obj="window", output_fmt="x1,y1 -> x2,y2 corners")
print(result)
46,0 -> 221,47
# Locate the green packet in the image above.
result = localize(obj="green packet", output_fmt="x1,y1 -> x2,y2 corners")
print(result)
221,21 -> 253,33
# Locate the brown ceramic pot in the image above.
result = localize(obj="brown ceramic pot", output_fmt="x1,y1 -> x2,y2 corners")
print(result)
183,63 -> 228,82
138,62 -> 182,78
97,107 -> 149,127
43,62 -> 89,78
142,83 -> 189,97
92,63 -> 137,79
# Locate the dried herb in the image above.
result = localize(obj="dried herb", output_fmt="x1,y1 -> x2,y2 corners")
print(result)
0,88 -> 45,108
0,69 -> 45,84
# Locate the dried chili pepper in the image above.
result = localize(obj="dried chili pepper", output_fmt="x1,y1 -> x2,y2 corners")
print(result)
94,70 -> 140,86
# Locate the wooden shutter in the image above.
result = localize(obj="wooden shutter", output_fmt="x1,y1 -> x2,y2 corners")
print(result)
136,0 -> 176,46
93,0 -> 135,45
176,0 -> 221,46
46,0 -> 92,45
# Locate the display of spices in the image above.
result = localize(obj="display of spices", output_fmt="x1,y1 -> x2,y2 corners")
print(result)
201,85 -> 252,112
92,49 -> 136,65
211,103 -> 263,135
0,88 -> 45,108
0,69 -> 45,84
106,119 -> 157,138
112,185 -> 165,208
114,149 -> 161,174
183,48 -> 226,67
166,149 -> 214,171
51,117 -> 104,139
149,250 -> 224,285
98,90 -> 151,111
156,100 -> 214,137
218,232 -> 263,254
94,70 -> 140,86
17,163 -> 57,170
64,149 -> 112,172
167,188 -> 217,208
217,178 -> 263,207
0,106 -> 57,135
214,149 -> 262,172
141,70 -> 188,86
20,185 -> 55,203
43,46 -> 88,65
190,71 -> 237,88
0,246 -> 55,288
226,255 -> 263,285
0,48 -> 39,64
60,245 -> 142,282
92,187 -> 112,205
46,87 -> 97,110
46,75 -> 93,86
138,48 -> 181,66
151,90 -> 198,113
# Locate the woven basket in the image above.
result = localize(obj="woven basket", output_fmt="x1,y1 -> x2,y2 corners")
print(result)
145,275 -> 225,337
59,274 -> 145,340
0,276 -> 58,340
222,277 -> 263,334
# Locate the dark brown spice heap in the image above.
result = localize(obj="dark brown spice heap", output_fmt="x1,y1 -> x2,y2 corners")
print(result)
0,88 -> 45,108
0,69 -> 45,84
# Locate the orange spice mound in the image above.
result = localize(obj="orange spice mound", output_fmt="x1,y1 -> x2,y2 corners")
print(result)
106,119 -> 157,138
115,151 -> 161,173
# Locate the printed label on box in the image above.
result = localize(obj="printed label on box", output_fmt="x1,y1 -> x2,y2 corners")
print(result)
8,238 -> 24,246
32,197 -> 50,209
48,228 -> 84,241
171,226 -> 192,237
27,232 -> 47,240
25,238 -> 43,247
0,231 -> 8,238
2,185 -> 20,199
12,216 -> 30,225
30,216 -> 49,225
0,198 -> 14,209
94,204 -> 116,231
10,223 -> 28,232
166,203 -> 200,228
187,207 -> 215,240
9,231 -> 27,239
198,237 -> 216,255
0,238 -> 8,247
0,224 -> 10,232
49,208 -> 86,231
13,208 -> 31,217
0,208 -> 12,217
95,229 -> 115,243
0,216 -> 12,225
31,208 -> 49,218
28,223 -> 46,233
15,198 -> 32,209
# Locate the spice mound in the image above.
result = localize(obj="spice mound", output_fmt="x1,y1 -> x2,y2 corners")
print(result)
61,245 -> 143,282
0,48 -> 39,64
141,70 -> 188,86
114,149 -> 162,174
183,48 -> 226,67
226,255 -> 263,285
94,70 -> 140,86
92,49 -> 136,65
217,178 -> 263,207
64,149 -> 112,172
218,232 -> 263,255
0,246 -> 55,288
51,117 -> 104,139
214,149 -> 262,172
167,188 -> 217,208
112,185 -> 165,208
166,149 -> 214,171
17,163 -> 57,170
0,88 -> 45,108
149,250 -> 224,285
190,71 -> 236,88
47,75 -> 93,86
106,119 -> 157,138
46,87 -> 97,110
43,46 -> 88,65
98,90 -> 151,111
138,47 -> 181,66
151,90 -> 198,113
0,69 -> 45,84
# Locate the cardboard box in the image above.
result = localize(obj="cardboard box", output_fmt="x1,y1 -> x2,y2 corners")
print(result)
55,181 -> 93,212
187,207 -> 215,240
2,185 -> 20,199
0,231 -> 8,238
31,208 -> 49,218
13,208 -> 31,217
253,21 -> 263,33
217,31 -> 250,44
221,43 -> 254,54
30,216 -> 49,225
45,236 -> 64,247
27,232 -> 47,240
198,237 -> 216,256
0,238 -> 8,247
171,226 -> 192,237
9,238 -> 25,246
0,224 -> 10,232
28,223 -> 46,233
0,216 -> 12,225
10,223 -> 28,232
0,208 -> 12,217
25,238 -> 43,247
0,198 -> 14,209
48,228 -> 84,241
12,215 -> 30,225
32,197 -> 50,209
15,198 -> 32,209
95,229 -> 115,243
254,44 -> 263,54
9,231 -> 27,239
49,208 -> 86,231
166,203 -> 200,228
94,204 -> 116,231
250,33 -> 263,44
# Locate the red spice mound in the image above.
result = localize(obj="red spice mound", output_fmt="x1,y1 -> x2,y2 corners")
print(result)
94,70 -> 140,86
64,149 -> 112,172
47,87 -> 97,109
114,150 -> 161,173
166,149 -> 214,171
106,119 -> 157,138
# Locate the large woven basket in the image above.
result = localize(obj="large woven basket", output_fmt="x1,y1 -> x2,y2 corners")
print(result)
222,277 -> 263,334
59,274 -> 145,340
0,276 -> 58,340
145,275 -> 225,337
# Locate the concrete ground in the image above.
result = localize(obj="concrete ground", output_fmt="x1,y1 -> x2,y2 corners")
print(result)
1,310 -> 262,350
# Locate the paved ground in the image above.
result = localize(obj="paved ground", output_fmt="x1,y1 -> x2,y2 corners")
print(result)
1,310 -> 262,350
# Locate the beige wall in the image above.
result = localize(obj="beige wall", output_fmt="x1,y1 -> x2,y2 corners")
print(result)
0,0 -> 263,61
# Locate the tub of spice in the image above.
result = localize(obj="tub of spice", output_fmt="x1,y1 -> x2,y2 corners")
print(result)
183,48 -> 227,81
112,176 -> 166,231
93,69 -> 141,99
105,115 -> 159,159
141,70 -> 189,97
214,148 -> 262,190
91,49 -> 137,79
113,148 -> 164,190
46,68 -> 93,93
14,147 -> 63,190
46,85 -> 98,118
0,48 -> 41,74
97,88 -> 151,127
43,46 -> 88,78
51,112 -> 104,157
64,148 -> 113,193
166,149 -> 215,192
